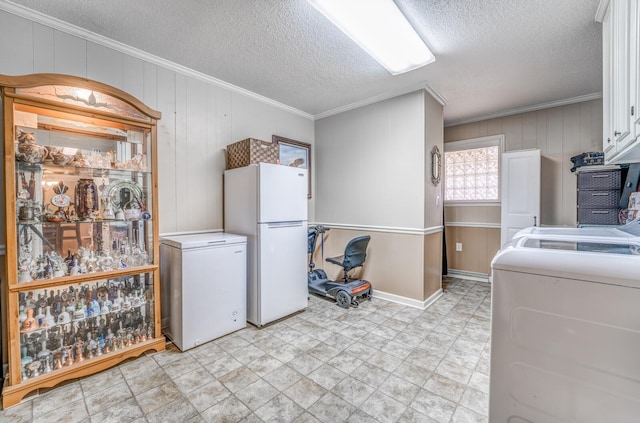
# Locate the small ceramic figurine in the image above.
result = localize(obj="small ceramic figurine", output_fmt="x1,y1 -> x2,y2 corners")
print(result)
15,129 -> 48,164
21,308 -> 37,332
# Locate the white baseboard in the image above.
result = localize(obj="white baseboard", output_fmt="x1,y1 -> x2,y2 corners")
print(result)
373,288 -> 443,310
446,269 -> 491,283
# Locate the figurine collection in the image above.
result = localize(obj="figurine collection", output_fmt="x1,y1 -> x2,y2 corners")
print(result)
18,276 -> 154,381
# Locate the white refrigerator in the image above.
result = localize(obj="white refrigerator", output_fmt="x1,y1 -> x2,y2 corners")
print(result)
224,162 -> 308,326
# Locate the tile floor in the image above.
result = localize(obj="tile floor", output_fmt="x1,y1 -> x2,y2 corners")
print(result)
0,276 -> 491,423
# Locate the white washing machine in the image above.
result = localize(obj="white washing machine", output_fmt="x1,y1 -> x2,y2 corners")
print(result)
512,217 -> 640,242
490,235 -> 640,422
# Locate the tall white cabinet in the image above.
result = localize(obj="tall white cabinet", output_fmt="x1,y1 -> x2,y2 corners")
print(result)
599,0 -> 640,163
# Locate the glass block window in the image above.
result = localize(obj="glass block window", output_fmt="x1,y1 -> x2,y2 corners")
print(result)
444,136 -> 503,202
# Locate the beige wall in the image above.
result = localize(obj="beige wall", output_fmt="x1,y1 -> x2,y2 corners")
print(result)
315,90 -> 444,302
443,99 -> 603,275
444,226 -> 500,275
311,229 -> 442,302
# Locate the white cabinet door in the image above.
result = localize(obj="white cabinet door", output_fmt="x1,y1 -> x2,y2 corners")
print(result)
603,2 -> 615,157
631,0 -> 640,141
612,0 -> 632,150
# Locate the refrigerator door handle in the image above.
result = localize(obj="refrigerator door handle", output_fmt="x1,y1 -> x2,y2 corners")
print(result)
266,221 -> 304,229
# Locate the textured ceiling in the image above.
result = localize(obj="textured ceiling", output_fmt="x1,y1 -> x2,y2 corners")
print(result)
7,0 -> 603,125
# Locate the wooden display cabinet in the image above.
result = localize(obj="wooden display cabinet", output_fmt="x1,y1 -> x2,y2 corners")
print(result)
0,74 -> 165,408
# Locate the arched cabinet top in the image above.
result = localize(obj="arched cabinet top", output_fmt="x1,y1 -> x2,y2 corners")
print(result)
0,73 -> 161,122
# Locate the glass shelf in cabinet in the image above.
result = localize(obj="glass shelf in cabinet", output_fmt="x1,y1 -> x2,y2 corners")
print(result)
16,161 -> 151,177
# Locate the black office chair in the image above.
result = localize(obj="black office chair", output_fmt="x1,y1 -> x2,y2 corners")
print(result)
325,235 -> 371,282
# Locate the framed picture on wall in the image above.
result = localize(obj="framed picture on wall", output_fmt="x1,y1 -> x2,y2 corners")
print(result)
273,135 -> 311,198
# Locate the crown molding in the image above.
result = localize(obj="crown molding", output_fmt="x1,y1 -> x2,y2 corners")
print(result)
313,82 -> 446,121
445,92 -> 603,127
0,0 -> 314,121
594,0 -> 610,23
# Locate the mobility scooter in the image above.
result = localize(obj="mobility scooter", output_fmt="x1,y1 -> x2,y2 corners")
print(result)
307,225 -> 372,308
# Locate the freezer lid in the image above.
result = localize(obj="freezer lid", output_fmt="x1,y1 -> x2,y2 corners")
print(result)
513,219 -> 640,241
160,232 -> 247,249
491,237 -> 640,288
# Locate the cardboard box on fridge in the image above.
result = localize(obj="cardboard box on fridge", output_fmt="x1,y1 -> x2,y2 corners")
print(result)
628,192 -> 640,211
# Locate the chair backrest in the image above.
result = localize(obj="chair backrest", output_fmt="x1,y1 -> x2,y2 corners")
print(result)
342,235 -> 371,271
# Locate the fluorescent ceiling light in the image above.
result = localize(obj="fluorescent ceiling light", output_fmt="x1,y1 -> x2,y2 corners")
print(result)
307,0 -> 435,75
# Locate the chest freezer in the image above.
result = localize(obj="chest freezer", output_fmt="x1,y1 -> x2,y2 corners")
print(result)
160,232 -> 247,351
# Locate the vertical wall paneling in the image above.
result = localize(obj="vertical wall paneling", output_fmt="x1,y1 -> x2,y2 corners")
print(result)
87,42 -> 123,90
156,67 -> 177,233
123,54 -> 144,102
503,114 -> 523,151
174,74 -> 188,228
0,11 -> 33,74
206,84 -> 222,230
315,91 -> 426,228
522,112 -> 537,149
486,117 -> 503,137
424,92 -> 443,229
53,30 -> 86,77
185,76 -> 209,231
545,107 -> 563,154
216,86 -> 232,228
33,23 -> 54,73
579,101 -> 593,152
536,109 -> 548,153
591,99 -> 603,150
562,104 -> 581,224
142,61 -> 158,109
0,7 -> 314,239
230,93 -> 278,142
444,99 -> 603,274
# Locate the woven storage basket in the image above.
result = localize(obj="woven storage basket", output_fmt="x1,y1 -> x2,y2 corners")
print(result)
577,170 -> 621,190
226,138 -> 278,170
577,190 -> 621,208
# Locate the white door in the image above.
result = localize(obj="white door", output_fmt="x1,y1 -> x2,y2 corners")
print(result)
257,221 -> 308,325
258,163 -> 308,223
501,149 -> 540,246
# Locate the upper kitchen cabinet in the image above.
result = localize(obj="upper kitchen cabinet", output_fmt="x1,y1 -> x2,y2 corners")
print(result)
600,0 -> 640,163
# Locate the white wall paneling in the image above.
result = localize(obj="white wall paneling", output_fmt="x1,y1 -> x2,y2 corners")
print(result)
122,54 -> 144,101
207,84 -> 222,230
0,8 -> 315,238
33,23 -> 54,73
87,42 -> 123,90
156,67 -> 178,233
174,74 -> 189,229
53,30 -> 86,76
184,76 -> 210,231
315,90 -> 426,229
142,61 -> 158,110
0,12 -> 32,75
